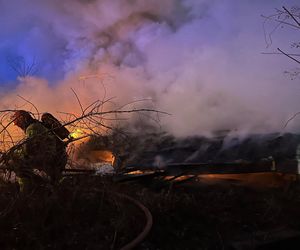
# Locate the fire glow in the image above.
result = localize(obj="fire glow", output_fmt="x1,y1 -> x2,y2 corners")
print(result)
87,150 -> 115,165
70,129 -> 85,139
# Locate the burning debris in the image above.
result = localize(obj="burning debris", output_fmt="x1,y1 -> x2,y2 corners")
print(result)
0,107 -> 300,250
0,98 -> 163,189
1,102 -> 300,191
64,127 -> 300,186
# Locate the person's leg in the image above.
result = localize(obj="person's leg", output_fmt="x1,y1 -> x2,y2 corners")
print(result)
15,163 -> 35,193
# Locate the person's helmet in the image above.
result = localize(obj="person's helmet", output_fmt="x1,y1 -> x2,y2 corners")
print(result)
11,110 -> 35,131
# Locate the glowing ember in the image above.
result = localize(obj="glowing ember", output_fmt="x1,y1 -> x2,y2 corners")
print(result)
87,150 -> 115,165
164,175 -> 195,181
197,173 -> 297,188
125,170 -> 156,175
70,129 -> 85,139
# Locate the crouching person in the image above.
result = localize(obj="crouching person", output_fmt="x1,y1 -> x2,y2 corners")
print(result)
10,110 -> 67,192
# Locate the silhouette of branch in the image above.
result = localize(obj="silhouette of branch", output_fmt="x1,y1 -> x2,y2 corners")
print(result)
283,111 -> 300,128
283,6 -> 300,27
277,48 -> 300,64
17,95 -> 40,120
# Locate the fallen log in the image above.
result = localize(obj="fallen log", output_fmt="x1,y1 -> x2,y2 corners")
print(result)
113,171 -> 163,182
124,159 -> 276,176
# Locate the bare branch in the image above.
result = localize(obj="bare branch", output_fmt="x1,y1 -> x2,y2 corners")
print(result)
6,56 -> 39,77
277,48 -> 300,64
71,88 -> 84,115
17,95 -> 40,120
262,14 -> 284,47
283,6 -> 300,27
261,52 -> 300,57
283,111 -> 300,128
0,120 -> 14,136
271,16 -> 300,29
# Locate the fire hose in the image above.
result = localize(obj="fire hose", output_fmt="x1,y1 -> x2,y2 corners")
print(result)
0,170 -> 153,249
117,193 -> 153,250
91,188 -> 153,250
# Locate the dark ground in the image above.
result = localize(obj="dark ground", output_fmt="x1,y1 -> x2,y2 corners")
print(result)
1,173 -> 300,250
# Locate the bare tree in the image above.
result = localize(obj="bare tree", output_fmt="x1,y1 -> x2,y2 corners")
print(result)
262,6 -> 300,128
262,6 -> 300,68
6,56 -> 39,78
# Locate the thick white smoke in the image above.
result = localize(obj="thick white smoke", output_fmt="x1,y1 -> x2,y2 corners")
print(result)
0,0 -> 299,137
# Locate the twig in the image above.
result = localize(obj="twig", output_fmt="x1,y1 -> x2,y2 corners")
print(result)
0,122 -> 15,147
71,88 -> 84,115
277,48 -> 300,64
0,120 -> 14,136
283,6 -> 300,27
283,111 -> 300,128
17,95 -> 40,120
271,17 -> 300,29
261,52 -> 300,57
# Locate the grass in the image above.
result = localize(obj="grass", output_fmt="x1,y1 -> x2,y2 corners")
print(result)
1,174 -> 300,249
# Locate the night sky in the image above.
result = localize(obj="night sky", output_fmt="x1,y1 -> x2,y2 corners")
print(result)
0,0 -> 299,136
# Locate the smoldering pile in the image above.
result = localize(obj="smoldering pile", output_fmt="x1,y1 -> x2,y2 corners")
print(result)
75,129 -> 300,169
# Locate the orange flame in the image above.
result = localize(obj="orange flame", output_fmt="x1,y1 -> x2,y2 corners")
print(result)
87,150 -> 115,165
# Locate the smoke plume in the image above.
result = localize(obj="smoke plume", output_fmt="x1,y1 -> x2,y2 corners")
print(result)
0,0 -> 299,137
